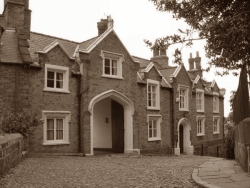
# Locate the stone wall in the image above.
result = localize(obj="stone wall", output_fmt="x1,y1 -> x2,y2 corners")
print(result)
234,118 -> 250,171
235,118 -> 250,172
0,133 -> 24,175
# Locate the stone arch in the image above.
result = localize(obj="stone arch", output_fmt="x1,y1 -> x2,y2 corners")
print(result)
174,118 -> 194,155
88,90 -> 138,155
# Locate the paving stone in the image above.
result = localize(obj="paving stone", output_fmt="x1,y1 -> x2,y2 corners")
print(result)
0,154 -> 209,188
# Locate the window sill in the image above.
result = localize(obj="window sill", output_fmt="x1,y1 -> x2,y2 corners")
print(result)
43,142 -> 70,146
148,138 -> 161,142
43,88 -> 70,93
213,132 -> 220,135
197,134 -> 205,137
197,110 -> 204,113
147,107 -> 160,111
179,108 -> 189,112
102,75 -> 123,80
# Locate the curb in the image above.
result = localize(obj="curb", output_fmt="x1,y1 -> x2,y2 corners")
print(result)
192,168 -> 221,188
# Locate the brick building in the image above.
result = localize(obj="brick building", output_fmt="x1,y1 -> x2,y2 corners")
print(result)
0,0 -> 225,156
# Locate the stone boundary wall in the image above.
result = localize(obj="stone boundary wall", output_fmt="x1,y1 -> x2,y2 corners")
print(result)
234,118 -> 250,172
0,133 -> 24,175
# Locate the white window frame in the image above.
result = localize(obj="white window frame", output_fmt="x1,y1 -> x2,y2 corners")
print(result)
44,64 -> 70,93
213,92 -> 219,113
196,89 -> 204,112
197,116 -> 205,136
100,50 -> 124,79
41,111 -> 71,145
179,85 -> 189,111
147,79 -> 160,110
147,114 -> 162,141
213,116 -> 220,134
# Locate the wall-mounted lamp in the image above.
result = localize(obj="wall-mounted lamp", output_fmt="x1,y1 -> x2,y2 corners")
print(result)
105,118 -> 109,123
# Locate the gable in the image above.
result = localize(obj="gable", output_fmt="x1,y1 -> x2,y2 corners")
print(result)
175,65 -> 192,86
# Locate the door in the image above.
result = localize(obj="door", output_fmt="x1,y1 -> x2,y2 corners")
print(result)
111,100 -> 124,153
179,124 -> 184,154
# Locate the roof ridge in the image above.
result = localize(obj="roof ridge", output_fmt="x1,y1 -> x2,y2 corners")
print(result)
30,31 -> 80,44
132,55 -> 150,61
79,36 -> 99,44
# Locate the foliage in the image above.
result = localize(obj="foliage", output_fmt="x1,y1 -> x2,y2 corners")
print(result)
0,111 -> 39,137
146,0 -> 250,74
223,124 -> 235,159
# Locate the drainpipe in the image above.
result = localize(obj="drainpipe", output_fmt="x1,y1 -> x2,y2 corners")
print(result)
78,74 -> 82,153
171,88 -> 175,154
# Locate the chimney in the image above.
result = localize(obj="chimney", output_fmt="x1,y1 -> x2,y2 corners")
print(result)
97,15 -> 114,36
188,51 -> 202,77
150,44 -> 169,68
3,0 -> 31,39
188,53 -> 194,70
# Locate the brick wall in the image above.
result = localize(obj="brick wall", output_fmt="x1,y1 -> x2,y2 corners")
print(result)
0,133 -> 24,175
172,65 -> 224,156
29,46 -> 79,153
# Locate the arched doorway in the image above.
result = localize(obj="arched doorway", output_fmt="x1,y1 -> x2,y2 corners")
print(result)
174,118 -> 194,156
88,90 -> 139,155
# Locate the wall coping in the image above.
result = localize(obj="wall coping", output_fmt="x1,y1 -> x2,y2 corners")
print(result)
0,133 -> 23,145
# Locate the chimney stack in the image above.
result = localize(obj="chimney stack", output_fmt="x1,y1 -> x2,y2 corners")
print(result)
188,51 -> 202,77
3,0 -> 31,39
97,15 -> 114,36
150,44 -> 169,68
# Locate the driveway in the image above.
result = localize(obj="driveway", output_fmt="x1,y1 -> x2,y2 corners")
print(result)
0,154 -> 210,188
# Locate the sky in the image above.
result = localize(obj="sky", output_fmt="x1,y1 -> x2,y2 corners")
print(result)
0,0 -> 239,116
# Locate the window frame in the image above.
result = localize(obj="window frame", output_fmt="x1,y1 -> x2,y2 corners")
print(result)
44,64 -> 70,93
147,114 -> 162,141
179,85 -> 189,111
147,79 -> 160,110
100,50 -> 124,79
196,89 -> 204,112
213,116 -> 220,134
213,92 -> 219,113
196,116 -> 205,136
41,111 -> 71,145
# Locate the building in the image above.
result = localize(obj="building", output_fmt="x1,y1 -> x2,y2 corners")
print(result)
0,0 -> 225,156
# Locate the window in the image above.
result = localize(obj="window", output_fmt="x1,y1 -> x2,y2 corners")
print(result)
44,64 -> 69,93
101,50 -> 124,79
196,89 -> 204,112
197,116 -> 205,136
213,117 -> 220,134
105,58 -> 117,75
213,93 -> 219,113
147,79 -> 160,110
41,111 -> 71,145
179,86 -> 189,111
147,115 -> 162,141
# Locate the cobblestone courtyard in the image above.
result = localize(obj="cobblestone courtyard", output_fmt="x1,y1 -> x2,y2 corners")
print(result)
0,154 -> 211,188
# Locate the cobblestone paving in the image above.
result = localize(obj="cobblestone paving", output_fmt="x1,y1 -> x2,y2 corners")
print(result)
0,154 -> 211,188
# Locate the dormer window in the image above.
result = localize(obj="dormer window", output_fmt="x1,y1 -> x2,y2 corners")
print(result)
101,50 -> 124,79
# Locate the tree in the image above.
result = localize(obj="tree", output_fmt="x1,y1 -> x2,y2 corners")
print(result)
146,0 -> 250,74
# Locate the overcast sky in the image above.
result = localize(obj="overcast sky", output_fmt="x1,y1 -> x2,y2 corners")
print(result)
0,0 -> 239,116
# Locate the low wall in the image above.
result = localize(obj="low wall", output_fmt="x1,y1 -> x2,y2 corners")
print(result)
194,139 -> 224,157
0,133 -> 24,175
234,118 -> 250,172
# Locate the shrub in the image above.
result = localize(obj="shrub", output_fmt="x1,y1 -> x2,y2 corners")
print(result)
223,124 -> 235,159
0,111 -> 39,137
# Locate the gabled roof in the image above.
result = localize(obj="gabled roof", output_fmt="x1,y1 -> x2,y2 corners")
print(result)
29,32 -> 79,63
159,66 -> 177,83
132,56 -> 151,68
37,40 -> 74,60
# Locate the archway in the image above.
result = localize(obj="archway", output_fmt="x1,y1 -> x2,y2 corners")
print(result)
174,118 -> 194,156
88,90 -> 139,155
